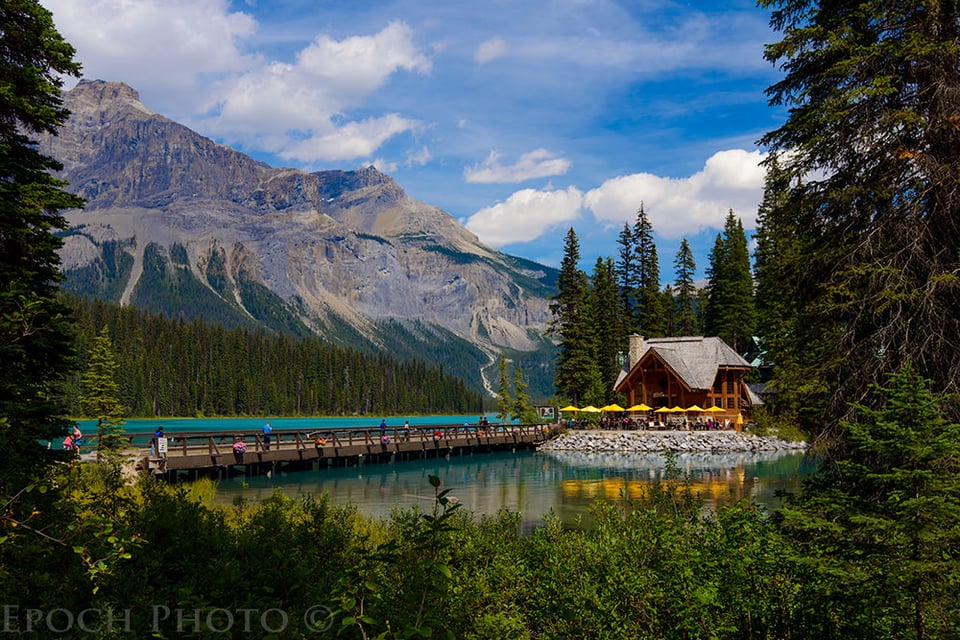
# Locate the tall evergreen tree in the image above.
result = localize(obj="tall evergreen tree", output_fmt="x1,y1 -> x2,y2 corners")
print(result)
0,0 -> 84,493
673,238 -> 698,335
633,205 -> 665,337
660,284 -> 676,337
588,257 -> 626,402
80,327 -> 125,464
615,222 -> 639,325
704,210 -> 755,354
703,233 -> 725,339
548,228 -> 600,405
510,366 -> 537,424
777,364 -> 960,638
496,353 -> 512,425
753,155 -> 820,422
759,0 -> 960,430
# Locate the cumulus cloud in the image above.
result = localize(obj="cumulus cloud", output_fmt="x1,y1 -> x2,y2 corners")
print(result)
43,0 -> 257,97
203,21 -> 431,162
474,36 -> 507,63
43,0 -> 431,164
583,149 -> 767,238
464,149 -> 571,184
277,113 -> 422,163
464,186 -> 583,246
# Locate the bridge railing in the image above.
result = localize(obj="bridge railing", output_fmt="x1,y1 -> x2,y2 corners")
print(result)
99,422 -> 557,458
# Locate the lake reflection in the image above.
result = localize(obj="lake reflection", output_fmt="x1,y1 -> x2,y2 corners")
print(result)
213,449 -> 814,530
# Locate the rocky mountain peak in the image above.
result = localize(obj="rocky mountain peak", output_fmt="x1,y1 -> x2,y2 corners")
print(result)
66,79 -> 157,122
314,165 -> 397,201
43,80 -> 558,396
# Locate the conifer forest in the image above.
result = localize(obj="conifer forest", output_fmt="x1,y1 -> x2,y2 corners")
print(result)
64,295 -> 484,418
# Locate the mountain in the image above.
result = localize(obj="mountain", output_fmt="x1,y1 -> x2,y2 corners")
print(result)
40,80 -> 558,399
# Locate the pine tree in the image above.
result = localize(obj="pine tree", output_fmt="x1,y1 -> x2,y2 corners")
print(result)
703,233 -> 725,339
510,366 -> 537,424
759,0 -> 960,429
0,0 -> 84,493
633,205 -> 665,337
778,364 -> 960,637
725,214 -> 755,352
615,222 -> 639,326
496,353 -> 512,424
548,228 -> 600,406
588,257 -> 626,402
752,155 -> 822,422
660,284 -> 676,337
80,328 -> 126,464
704,211 -> 755,354
673,238 -> 698,335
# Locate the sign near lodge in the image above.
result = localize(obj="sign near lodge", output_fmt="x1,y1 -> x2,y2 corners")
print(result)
537,406 -> 557,422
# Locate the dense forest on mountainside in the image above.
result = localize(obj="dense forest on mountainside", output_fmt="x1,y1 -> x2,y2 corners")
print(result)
59,235 -> 557,400
62,295 -> 484,418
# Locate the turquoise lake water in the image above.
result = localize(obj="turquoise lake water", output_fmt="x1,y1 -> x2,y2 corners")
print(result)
73,416 -> 815,529
213,447 -> 815,530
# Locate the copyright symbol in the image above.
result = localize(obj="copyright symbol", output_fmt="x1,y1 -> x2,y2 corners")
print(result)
303,604 -> 334,633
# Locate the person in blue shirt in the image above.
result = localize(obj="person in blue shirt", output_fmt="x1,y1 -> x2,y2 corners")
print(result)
151,426 -> 164,457
262,422 -> 272,450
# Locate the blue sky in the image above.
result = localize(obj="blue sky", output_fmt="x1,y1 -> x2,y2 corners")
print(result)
43,0 -> 784,279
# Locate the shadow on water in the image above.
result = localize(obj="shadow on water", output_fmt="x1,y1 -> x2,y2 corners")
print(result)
212,448 -> 817,531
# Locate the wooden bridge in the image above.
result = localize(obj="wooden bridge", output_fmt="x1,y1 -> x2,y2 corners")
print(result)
131,423 -> 559,480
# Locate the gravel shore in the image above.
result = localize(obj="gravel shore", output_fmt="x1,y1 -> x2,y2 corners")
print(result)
538,429 -> 808,453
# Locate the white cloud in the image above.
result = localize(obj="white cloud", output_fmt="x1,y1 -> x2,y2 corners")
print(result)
43,0 -> 431,164
372,158 -> 398,173
43,0 -> 257,98
474,36 -> 507,64
405,146 -> 432,167
464,149 -> 571,184
465,186 -> 583,246
278,113 -> 423,163
583,149 -> 768,238
293,22 -> 431,100
203,21 -> 431,162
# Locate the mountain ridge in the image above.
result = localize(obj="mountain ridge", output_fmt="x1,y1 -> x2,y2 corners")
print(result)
41,79 -> 557,398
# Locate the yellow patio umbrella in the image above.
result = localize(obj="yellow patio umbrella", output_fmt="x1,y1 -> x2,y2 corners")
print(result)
669,406 -> 686,412
627,403 -> 652,412
654,407 -> 671,413
559,405 -> 581,412
601,403 -> 625,412
580,405 -> 601,413
686,405 -> 705,412
705,406 -> 725,413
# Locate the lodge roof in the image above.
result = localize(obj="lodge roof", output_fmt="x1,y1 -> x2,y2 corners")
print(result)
616,336 -> 751,392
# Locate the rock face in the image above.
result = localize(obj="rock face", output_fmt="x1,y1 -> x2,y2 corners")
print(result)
40,80 -> 557,393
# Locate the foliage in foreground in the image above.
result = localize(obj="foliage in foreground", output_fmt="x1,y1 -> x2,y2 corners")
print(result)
6,365 -> 960,639
2,468 -> 807,640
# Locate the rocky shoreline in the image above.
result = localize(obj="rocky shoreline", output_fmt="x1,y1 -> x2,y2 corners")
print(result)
538,429 -> 808,453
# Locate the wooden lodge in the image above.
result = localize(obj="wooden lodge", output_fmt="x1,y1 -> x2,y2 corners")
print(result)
614,334 -> 756,419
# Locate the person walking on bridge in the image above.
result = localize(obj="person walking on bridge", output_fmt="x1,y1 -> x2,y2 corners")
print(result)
262,422 -> 272,450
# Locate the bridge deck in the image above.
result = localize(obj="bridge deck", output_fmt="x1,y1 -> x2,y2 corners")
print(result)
134,424 -> 557,478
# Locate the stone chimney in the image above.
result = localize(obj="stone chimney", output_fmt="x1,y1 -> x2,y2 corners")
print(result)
628,334 -> 646,370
